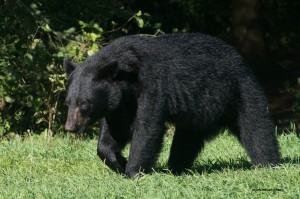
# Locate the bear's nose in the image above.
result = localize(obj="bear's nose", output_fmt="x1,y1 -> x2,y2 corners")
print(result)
65,124 -> 76,132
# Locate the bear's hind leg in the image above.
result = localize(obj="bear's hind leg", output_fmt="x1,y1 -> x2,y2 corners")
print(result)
237,111 -> 280,166
168,127 -> 204,174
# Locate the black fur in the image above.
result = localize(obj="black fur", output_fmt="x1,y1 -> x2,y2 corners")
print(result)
64,33 -> 280,178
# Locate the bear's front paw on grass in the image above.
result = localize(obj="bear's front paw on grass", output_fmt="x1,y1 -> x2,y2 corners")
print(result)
125,170 -> 140,178
125,166 -> 149,178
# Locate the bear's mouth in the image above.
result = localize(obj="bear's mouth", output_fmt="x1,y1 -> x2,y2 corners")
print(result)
77,119 -> 90,133
65,115 -> 91,133
73,117 -> 91,133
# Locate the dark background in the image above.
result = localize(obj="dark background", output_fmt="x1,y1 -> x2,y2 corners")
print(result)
1,0 -> 299,135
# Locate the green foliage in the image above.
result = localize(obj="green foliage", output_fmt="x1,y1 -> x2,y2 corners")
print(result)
1,0 -> 300,135
131,0 -> 232,40
0,1 -> 147,135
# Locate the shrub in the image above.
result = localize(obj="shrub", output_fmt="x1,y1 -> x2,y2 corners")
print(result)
0,1 -> 148,136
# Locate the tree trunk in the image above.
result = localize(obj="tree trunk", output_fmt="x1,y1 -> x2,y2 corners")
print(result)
232,0 -> 267,73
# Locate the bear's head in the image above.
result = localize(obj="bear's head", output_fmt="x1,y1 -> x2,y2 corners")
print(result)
63,57 -> 137,133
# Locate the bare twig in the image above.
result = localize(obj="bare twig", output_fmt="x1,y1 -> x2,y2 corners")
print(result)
138,29 -> 165,37
103,14 -> 137,34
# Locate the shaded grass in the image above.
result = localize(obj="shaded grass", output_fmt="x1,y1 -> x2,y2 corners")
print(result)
0,132 -> 299,198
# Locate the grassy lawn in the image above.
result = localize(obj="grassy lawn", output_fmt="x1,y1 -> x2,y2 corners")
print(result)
0,131 -> 299,199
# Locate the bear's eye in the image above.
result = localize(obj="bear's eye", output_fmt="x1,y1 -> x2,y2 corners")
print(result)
80,102 -> 88,108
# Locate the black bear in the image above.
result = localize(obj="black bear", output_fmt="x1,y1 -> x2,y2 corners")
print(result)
64,33 -> 280,178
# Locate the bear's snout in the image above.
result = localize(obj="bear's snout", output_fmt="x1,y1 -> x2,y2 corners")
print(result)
65,106 -> 88,132
65,122 -> 77,132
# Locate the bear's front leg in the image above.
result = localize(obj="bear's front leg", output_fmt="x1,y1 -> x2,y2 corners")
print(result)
125,95 -> 165,178
97,119 -> 129,174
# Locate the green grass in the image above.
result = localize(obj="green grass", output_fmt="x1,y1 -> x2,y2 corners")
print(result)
0,131 -> 299,199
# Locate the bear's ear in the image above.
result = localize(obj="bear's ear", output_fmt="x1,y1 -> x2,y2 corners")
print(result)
64,58 -> 77,77
93,60 -> 119,81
